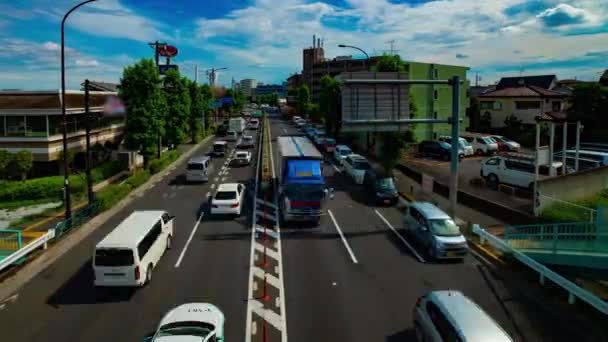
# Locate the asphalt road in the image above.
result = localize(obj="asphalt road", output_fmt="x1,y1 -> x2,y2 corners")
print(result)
0,132 -> 258,341
0,117 -> 603,342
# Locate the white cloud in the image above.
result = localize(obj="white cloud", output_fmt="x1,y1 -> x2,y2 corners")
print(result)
42,41 -> 59,51
537,4 -> 596,27
75,59 -> 100,67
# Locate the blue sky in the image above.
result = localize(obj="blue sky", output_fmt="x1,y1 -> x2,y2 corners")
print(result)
0,0 -> 606,90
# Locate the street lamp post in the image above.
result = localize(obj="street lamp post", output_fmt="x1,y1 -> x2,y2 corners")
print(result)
61,0 -> 98,219
338,44 -> 370,68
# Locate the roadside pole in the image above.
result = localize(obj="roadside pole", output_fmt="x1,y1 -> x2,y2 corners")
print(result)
84,79 -> 94,205
533,123 -> 541,217
448,76 -> 460,219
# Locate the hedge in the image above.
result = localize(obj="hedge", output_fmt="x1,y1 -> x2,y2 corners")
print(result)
91,160 -> 126,183
148,150 -> 181,175
0,174 -> 86,202
96,170 -> 151,211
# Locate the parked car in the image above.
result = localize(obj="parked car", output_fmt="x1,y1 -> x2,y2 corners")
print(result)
296,120 -> 307,130
342,154 -> 372,184
210,183 -> 246,216
225,130 -> 238,142
414,290 -> 512,342
231,151 -> 252,167
333,145 -> 352,166
461,133 -> 498,155
404,202 -> 469,260
238,134 -> 255,148
313,129 -> 327,145
305,127 -> 317,139
322,138 -> 336,153
481,153 -> 562,189
363,168 -> 399,205
489,135 -> 519,152
144,303 -> 225,342
437,136 -> 474,157
419,141 -> 464,161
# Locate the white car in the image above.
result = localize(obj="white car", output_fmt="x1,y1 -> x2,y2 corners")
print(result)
210,183 -> 246,215
238,134 -> 255,148
292,116 -> 301,124
492,135 -> 521,152
481,154 -> 562,189
333,145 -> 352,166
461,134 -> 498,155
225,130 -> 238,142
231,150 -> 252,167
342,153 -> 372,184
248,119 -> 260,130
438,136 -> 474,157
145,303 -> 224,342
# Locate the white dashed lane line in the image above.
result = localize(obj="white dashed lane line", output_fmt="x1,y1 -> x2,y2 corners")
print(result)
374,209 -> 425,263
174,212 -> 205,268
328,209 -> 359,264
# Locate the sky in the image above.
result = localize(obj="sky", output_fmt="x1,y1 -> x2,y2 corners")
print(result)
0,0 -> 606,90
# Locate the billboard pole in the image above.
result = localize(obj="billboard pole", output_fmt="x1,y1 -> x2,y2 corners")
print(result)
448,76 -> 460,219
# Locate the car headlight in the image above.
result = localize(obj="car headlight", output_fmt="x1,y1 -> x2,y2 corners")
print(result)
434,240 -> 445,249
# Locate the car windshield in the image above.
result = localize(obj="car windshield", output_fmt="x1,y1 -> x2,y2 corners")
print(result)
187,163 -> 205,170
284,184 -> 325,201
215,191 -> 237,200
157,321 -> 215,338
236,153 -> 248,158
438,142 -> 451,149
94,248 -> 134,266
376,177 -> 396,191
460,139 -> 471,147
428,219 -> 461,237
353,160 -> 371,170
340,149 -> 351,156
484,137 -> 496,143
325,139 -> 336,145
213,144 -> 225,152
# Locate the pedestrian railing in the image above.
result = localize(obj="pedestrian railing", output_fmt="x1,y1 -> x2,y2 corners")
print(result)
504,222 -> 608,254
0,229 -> 23,253
53,203 -> 99,240
0,229 -> 54,273
473,224 -> 608,315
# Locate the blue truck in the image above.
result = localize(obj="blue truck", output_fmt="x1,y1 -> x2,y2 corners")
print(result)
277,136 -> 328,225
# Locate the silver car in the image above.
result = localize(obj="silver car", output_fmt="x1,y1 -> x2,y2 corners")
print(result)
404,202 -> 468,260
414,290 -> 512,342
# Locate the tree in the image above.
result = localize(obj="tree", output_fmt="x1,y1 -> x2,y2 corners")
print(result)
187,79 -> 204,142
296,85 -> 311,116
162,69 -> 191,147
199,84 -> 213,132
308,103 -> 321,122
373,54 -> 407,72
0,150 -> 10,179
10,150 -> 33,180
119,59 -> 165,160
319,75 -> 341,136
568,83 -> 608,141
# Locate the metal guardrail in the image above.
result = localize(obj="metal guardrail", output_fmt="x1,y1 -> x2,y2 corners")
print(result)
0,229 -> 55,273
473,224 -> 608,315
504,222 -> 608,254
53,203 -> 98,240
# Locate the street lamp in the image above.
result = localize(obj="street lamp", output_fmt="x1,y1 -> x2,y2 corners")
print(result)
338,44 -> 370,67
61,0 -> 99,219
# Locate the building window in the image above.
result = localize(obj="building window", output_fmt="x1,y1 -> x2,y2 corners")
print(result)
480,101 -> 501,110
25,116 -> 47,137
6,115 -> 26,136
552,101 -> 562,111
48,115 -> 63,136
434,90 -> 438,100
433,68 -> 438,80
433,111 -> 438,119
515,101 -> 541,110
0,116 -> 4,136
433,132 -> 438,140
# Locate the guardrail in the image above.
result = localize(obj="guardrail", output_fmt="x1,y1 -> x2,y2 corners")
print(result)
53,203 -> 98,240
472,224 -> 608,315
0,229 -> 54,273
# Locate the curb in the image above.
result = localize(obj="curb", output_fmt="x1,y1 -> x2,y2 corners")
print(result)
0,135 -> 214,301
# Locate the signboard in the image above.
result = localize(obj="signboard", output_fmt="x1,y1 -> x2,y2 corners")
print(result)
220,97 -> 234,105
210,101 -> 221,108
159,45 -> 178,58
159,64 -> 179,75
103,96 -> 126,116
537,146 -> 550,165
422,174 -> 434,194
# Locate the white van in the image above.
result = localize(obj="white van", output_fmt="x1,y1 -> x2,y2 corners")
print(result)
461,133 -> 498,155
93,210 -> 174,288
186,156 -> 211,183
481,154 -> 561,189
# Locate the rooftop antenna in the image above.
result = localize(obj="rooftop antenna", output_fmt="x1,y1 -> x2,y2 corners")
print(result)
385,40 -> 398,55
313,34 -> 316,48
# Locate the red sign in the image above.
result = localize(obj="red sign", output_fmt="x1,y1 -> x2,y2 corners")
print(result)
159,45 -> 178,58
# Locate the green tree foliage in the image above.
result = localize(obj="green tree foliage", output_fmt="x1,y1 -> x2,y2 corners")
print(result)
319,75 -> 341,136
223,89 -> 245,114
10,150 -> 33,180
162,69 -> 191,147
187,79 -> 204,142
568,83 -> 608,140
297,85 -> 311,116
373,54 -> 407,72
119,59 -> 165,159
199,84 -> 213,131
0,150 -> 10,179
308,103 -> 321,122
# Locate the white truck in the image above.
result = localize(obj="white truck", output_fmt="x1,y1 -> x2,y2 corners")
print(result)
229,118 -> 246,134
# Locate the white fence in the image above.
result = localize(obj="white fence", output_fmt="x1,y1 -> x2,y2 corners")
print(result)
0,229 -> 55,273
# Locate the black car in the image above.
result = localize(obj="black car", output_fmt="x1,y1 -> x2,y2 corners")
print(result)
216,124 -> 228,137
419,141 -> 464,161
363,169 -> 399,205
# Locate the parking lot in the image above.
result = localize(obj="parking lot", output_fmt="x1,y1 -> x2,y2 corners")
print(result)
400,153 -> 534,214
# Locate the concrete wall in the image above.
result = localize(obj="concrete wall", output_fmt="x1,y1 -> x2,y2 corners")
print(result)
538,165 -> 608,210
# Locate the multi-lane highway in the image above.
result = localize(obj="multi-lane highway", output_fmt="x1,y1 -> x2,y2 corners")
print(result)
0,116 -> 603,341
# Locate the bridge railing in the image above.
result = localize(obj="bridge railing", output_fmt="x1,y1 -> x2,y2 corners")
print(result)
0,229 -> 54,273
473,224 -> 608,315
504,222 -> 608,253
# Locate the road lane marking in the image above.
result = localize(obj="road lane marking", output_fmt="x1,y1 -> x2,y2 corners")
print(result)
251,301 -> 283,331
331,163 -> 341,173
221,177 -> 227,182
253,267 -> 281,288
214,177 -> 219,182
174,212 -> 204,268
374,209 -> 425,263
282,128 -> 287,134
254,242 -> 280,260
328,209 -> 359,264
210,184 -> 216,189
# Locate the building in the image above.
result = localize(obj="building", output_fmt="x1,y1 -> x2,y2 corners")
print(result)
239,79 -> 257,97
81,80 -> 118,92
0,90 -> 125,172
477,85 -> 567,128
287,73 -> 303,89
254,83 -> 287,98
496,75 -> 558,90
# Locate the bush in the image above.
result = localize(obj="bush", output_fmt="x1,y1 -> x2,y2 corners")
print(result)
91,160 -> 126,183
124,170 -> 150,188
0,174 -> 86,202
148,150 -> 180,174
96,183 -> 132,211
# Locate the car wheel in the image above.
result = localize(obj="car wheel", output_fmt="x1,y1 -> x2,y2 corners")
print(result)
459,153 -> 464,160
166,235 -> 172,250
487,173 -> 499,187
476,148 -> 483,155
415,323 -> 425,342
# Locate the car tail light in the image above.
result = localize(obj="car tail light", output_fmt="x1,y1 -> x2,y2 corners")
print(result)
416,296 -> 424,307
134,266 -> 140,280
231,202 -> 239,208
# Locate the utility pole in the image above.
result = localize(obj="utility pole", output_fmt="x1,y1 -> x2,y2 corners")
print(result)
84,80 -> 94,205
194,65 -> 198,83
148,41 -> 167,67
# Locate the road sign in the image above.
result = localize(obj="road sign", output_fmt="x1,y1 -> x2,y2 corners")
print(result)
159,64 -> 178,75
103,96 -> 126,116
220,97 -> 234,105
159,45 -> 178,58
